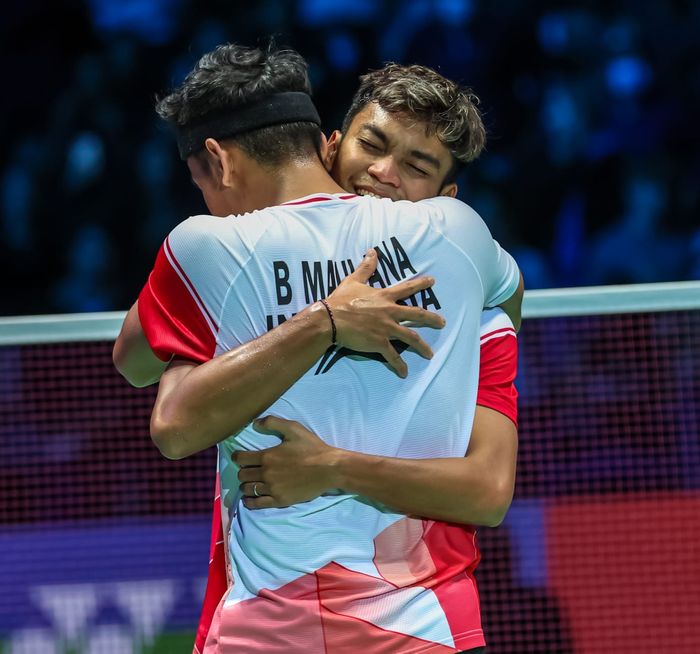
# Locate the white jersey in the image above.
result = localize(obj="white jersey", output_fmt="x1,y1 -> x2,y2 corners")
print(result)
139,192 -> 520,653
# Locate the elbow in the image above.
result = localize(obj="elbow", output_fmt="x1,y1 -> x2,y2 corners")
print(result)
112,342 -> 153,388
482,503 -> 511,528
150,399 -> 239,461
474,482 -> 515,528
150,414 -> 191,460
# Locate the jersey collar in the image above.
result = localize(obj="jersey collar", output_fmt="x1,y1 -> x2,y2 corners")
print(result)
280,193 -> 357,206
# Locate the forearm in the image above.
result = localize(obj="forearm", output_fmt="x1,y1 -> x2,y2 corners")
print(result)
147,250 -> 442,459
332,450 -> 513,527
151,302 -> 331,459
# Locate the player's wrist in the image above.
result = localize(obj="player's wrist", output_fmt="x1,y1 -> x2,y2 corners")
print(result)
322,447 -> 345,489
305,301 -> 335,347
330,448 -> 368,493
318,298 -> 337,344
310,445 -> 344,491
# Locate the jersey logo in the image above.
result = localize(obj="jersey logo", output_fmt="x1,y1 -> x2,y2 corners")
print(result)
314,341 -> 410,375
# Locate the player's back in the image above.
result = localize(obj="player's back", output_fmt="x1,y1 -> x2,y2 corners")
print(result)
157,192 -> 519,652
167,192 -> 514,460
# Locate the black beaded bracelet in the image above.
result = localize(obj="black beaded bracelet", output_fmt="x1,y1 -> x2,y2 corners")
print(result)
319,298 -> 337,345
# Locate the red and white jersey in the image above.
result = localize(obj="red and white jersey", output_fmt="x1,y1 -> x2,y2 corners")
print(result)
138,193 -> 520,653
476,308 -> 518,426
194,308 -> 518,653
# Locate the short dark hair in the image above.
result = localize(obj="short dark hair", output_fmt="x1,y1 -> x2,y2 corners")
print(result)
156,43 -> 321,166
342,64 -> 486,184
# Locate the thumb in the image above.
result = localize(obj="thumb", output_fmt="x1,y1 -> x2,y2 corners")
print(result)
349,248 -> 377,284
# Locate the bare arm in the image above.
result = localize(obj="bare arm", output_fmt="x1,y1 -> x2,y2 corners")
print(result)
149,252 -> 445,460
236,318 -> 519,526
113,302 -> 169,387
335,405 -> 517,526
149,309 -> 330,460
237,405 -> 517,527
498,272 -> 524,332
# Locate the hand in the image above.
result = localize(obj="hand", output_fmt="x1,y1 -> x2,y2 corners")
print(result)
233,416 -> 340,509
325,249 -> 445,378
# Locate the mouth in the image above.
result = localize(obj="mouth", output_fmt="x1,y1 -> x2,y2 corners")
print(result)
355,186 -> 392,200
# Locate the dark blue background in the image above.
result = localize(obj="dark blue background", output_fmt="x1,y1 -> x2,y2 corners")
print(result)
1,0 -> 698,315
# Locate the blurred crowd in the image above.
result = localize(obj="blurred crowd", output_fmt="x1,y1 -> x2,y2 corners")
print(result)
1,0 -> 699,316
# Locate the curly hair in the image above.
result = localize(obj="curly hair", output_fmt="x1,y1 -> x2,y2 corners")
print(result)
342,64 -> 486,181
156,43 -> 321,165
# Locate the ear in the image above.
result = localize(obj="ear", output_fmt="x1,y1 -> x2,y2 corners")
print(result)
440,182 -> 458,198
324,130 -> 342,171
317,132 -> 330,166
204,138 -> 237,189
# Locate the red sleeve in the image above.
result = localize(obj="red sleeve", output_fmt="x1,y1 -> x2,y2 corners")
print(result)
137,239 -> 216,363
476,332 -> 518,427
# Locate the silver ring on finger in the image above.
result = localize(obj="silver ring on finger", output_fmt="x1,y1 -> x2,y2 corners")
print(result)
253,483 -> 260,497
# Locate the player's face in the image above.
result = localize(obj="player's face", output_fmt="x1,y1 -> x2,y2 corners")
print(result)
329,103 -> 457,202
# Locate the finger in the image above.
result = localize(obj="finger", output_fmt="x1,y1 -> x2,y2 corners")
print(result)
346,248 -> 377,283
252,416 -> 279,435
378,339 -> 408,378
243,495 -> 277,510
237,466 -> 262,483
393,305 -> 445,329
386,275 -> 435,301
232,450 -> 263,467
241,481 -> 269,497
253,415 -> 298,438
391,326 -> 433,360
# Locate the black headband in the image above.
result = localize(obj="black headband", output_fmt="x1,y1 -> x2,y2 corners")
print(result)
176,91 -> 321,159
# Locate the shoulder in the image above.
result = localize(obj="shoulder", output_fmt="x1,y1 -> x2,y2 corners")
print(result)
416,196 -> 482,221
413,197 -> 491,244
167,211 -> 271,260
167,214 -> 225,252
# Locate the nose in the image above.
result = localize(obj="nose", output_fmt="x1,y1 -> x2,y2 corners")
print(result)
367,156 -> 400,188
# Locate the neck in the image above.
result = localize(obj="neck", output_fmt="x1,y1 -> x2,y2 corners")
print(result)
243,157 -> 347,212
276,158 -> 350,203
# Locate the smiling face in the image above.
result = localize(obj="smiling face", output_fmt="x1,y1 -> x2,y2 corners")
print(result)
329,102 -> 458,202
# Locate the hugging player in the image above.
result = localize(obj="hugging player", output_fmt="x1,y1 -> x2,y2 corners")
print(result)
114,45 -> 522,653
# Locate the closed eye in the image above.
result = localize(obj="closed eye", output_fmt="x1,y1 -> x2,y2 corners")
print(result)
407,163 -> 429,176
358,138 -> 382,152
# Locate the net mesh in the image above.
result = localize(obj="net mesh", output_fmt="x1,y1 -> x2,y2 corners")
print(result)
1,309 -> 699,653
478,310 -> 700,653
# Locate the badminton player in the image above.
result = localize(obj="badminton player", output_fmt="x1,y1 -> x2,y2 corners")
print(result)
114,45 -> 522,653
